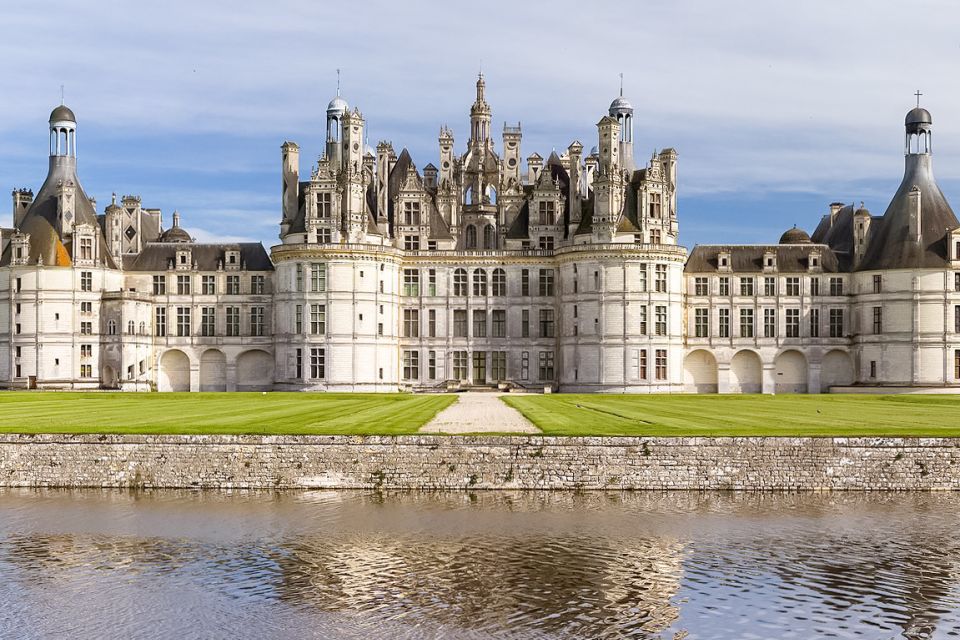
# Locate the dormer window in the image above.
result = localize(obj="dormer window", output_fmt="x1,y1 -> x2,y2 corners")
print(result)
808,249 -> 823,272
402,201 -> 421,226
763,251 -> 777,272
225,249 -> 241,270
11,233 -> 30,266
538,201 -> 556,226
175,249 -> 192,270
718,251 -> 732,272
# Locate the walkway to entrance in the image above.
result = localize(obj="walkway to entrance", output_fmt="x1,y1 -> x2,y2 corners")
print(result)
420,393 -> 541,434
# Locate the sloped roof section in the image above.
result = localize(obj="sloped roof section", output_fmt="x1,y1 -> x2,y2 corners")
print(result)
685,244 -> 840,273
123,243 -> 274,271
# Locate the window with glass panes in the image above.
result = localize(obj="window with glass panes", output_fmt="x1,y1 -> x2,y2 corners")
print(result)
764,308 -> 776,337
538,351 -> 554,380
428,269 -> 437,296
152,275 -> 166,295
428,351 -> 437,380
176,275 -> 190,295
201,275 -> 216,295
719,308 -> 730,337
403,201 -> 421,226
403,309 -> 419,337
403,269 -> 420,296
740,308 -> 754,337
201,307 -> 215,336
428,309 -> 436,337
453,351 -> 468,380
492,310 -> 506,337
638,264 -> 648,291
810,277 -> 820,296
402,351 -> 419,380
295,305 -> 302,334
829,277 -> 843,296
227,275 -> 240,295
809,307 -> 820,337
740,277 -> 754,296
653,264 -> 667,292
81,271 -> 92,292
785,308 -> 800,337
176,307 -> 191,336
250,275 -> 265,294
539,309 -> 555,337
786,277 -> 800,296
873,306 -> 883,333
248,307 -> 264,336
491,351 -> 506,381
226,307 -> 240,336
694,277 -> 708,296
764,277 -> 776,296
873,275 -> 882,293
317,192 -> 332,218
538,200 -> 555,225
655,306 -> 667,336
521,269 -> 530,296
491,269 -> 506,296
639,349 -> 648,379
310,304 -> 325,335
521,309 -> 530,337
453,269 -> 468,296
829,308 -> 844,337
310,348 -> 325,379
310,263 -> 326,292
694,308 -> 709,337
453,310 -> 467,337
719,277 -> 730,296
473,269 -> 487,296
155,307 -> 166,337
538,269 -> 554,296
655,349 -> 667,380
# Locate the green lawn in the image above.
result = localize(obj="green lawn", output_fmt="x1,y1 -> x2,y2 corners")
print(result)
502,394 -> 960,437
0,392 -> 456,435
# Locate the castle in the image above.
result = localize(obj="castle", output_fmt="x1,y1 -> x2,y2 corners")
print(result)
2,78 -> 959,393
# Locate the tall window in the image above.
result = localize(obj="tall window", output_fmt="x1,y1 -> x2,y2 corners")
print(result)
955,350 -> 960,380
295,264 -> 303,292
740,277 -> 754,296
177,275 -> 190,295
152,275 -> 166,295
403,235 -> 421,250
829,308 -> 844,338
403,269 -> 420,296
492,310 -> 506,337
648,192 -> 662,218
453,310 -> 468,337
250,275 -> 265,294
785,308 -> 800,337
521,269 -> 530,296
226,307 -> 240,336
250,306 -> 265,336
655,349 -> 667,380
873,274 -> 882,293
538,200 -> 555,225
81,271 -> 92,292
655,265 -> 667,292
539,309 -> 555,338
538,235 -> 554,250
492,269 -> 506,296
764,308 -> 776,337
465,225 -> 477,249
310,304 -> 326,335
295,305 -> 303,334
650,229 -> 662,244
402,350 -> 419,380
317,192 -> 332,218
786,277 -> 800,296
428,309 -> 437,337
428,269 -> 437,296
311,263 -> 327,292
520,351 -> 529,380
176,307 -> 191,337
694,277 -> 708,296
809,307 -> 820,338
764,277 -> 776,296
155,307 -> 166,337
201,307 -> 216,336
639,350 -> 648,379
956,305 -> 960,333
538,269 -> 554,296
473,310 -> 487,337
473,269 -> 487,296
491,352 -> 506,381
810,277 -> 821,297
655,306 -> 667,336
452,351 -> 468,380
402,201 -> 421,226
639,306 -> 648,335
403,309 -> 419,337
310,348 -> 325,379
718,277 -> 730,296
719,308 -> 730,338
202,275 -> 216,295
740,308 -> 754,338
428,351 -> 437,380
694,308 -> 709,338
453,269 -> 468,296
538,351 -> 555,380
829,277 -> 844,296
873,306 -> 883,333
521,309 -> 530,337
227,275 -> 240,295
79,237 -> 93,261
638,264 -> 648,291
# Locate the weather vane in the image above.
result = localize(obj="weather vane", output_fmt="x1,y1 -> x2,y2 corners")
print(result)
336,69 -> 341,96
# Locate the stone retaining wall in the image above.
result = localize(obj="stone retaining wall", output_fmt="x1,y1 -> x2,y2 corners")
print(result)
1,434 -> 959,490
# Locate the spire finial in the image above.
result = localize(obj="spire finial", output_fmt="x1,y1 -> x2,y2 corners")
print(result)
336,69 -> 341,97
619,72 -> 623,97
60,84 -> 64,105
915,89 -> 922,107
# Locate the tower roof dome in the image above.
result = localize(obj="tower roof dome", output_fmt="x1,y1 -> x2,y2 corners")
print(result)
158,211 -> 192,243
609,96 -> 633,112
327,96 -> 348,114
905,106 -> 932,134
779,226 -> 812,244
49,104 -> 76,123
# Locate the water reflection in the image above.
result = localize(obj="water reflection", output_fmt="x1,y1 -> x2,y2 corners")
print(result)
0,490 -> 958,639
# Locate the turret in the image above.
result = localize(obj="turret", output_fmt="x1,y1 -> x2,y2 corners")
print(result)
281,141 -> 299,236
326,92 -> 348,168
608,85 -> 634,172
567,141 -> 583,235
502,123 -> 522,185
11,189 -> 33,228
597,116 -> 620,171
853,203 -> 872,267
527,153 -> 543,184
438,126 -> 454,184
469,73 -> 492,147
376,141 -> 395,225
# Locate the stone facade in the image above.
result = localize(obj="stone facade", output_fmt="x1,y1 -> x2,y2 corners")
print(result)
2,84 -> 959,393
0,434 -> 959,490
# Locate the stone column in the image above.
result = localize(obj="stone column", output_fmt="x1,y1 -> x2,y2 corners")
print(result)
189,363 -> 200,393
226,362 -> 237,392
717,362 -> 732,394
808,362 -> 822,394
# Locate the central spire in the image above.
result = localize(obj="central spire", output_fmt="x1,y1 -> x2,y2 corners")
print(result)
470,73 -> 491,145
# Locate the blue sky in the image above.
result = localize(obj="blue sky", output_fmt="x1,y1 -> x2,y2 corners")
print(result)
2,0 -> 960,249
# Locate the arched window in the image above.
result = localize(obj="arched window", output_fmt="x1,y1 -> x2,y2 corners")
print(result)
486,185 -> 497,204
492,269 -> 506,296
465,224 -> 477,249
483,224 -> 496,249
107,320 -> 116,336
473,269 -> 487,296
453,268 -> 468,296
127,320 -> 135,335
139,321 -> 146,335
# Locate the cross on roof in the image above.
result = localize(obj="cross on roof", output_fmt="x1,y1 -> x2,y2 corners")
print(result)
915,89 -> 923,107
619,72 -> 623,97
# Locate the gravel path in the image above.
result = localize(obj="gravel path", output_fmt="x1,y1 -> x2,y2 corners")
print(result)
419,393 -> 541,434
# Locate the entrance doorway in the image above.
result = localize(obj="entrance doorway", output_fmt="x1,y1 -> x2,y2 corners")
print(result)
472,351 -> 486,384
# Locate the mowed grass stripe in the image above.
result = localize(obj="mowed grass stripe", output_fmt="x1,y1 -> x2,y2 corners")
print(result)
0,393 -> 456,435
501,394 -> 960,437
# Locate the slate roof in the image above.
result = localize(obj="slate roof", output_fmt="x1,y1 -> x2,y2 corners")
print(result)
122,243 -> 274,271
685,244 -> 840,273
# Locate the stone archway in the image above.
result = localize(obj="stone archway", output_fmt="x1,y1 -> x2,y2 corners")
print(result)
775,350 -> 808,393
821,349 -> 854,392
200,349 -> 227,392
236,350 -> 274,391
158,349 -> 190,392
729,350 -> 762,394
683,350 -> 718,393
101,365 -> 117,389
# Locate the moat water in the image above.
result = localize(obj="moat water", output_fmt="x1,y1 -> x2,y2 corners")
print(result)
0,490 -> 959,639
